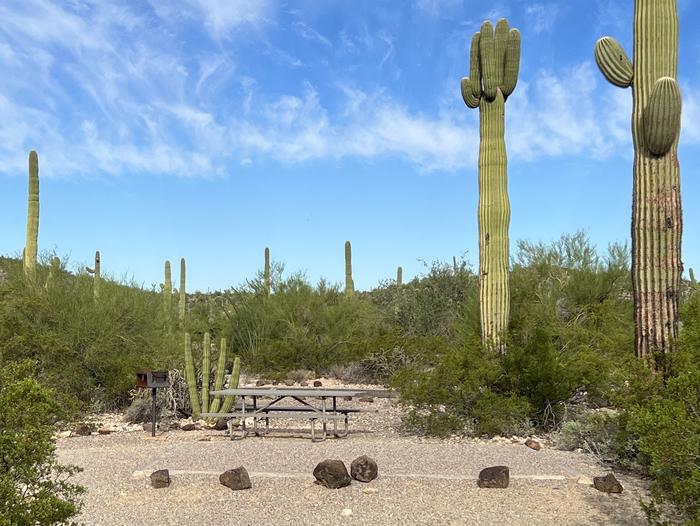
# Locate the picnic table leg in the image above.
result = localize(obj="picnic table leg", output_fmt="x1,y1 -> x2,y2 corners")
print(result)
310,418 -> 326,442
321,397 -> 328,436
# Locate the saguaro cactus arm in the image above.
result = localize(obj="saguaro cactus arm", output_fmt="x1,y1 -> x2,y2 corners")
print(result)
643,77 -> 681,155
594,37 -> 634,88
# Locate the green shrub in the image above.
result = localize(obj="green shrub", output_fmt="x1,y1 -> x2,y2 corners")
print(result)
0,360 -> 84,526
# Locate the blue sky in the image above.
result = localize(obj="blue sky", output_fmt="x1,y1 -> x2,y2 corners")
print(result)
1,0 -> 699,292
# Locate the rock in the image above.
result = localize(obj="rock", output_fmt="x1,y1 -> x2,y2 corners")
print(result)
180,423 -> 196,431
593,473 -> 623,493
272,380 -> 279,386
169,422 -> 181,430
284,379 -> 295,386
577,475 -> 593,486
313,459 -> 351,489
150,469 -> 170,489
525,438 -> 541,451
142,423 -> 158,433
477,466 -> 509,488
219,467 -> 252,491
97,428 -> 112,435
350,455 -> 378,482
343,396 -> 353,401
341,509 -> 352,517
359,397 -> 374,403
300,381 -> 308,387
57,430 -> 72,438
256,379 -> 266,386
362,487 -> 378,495
313,380 -> 323,387
213,418 -> 228,431
198,437 -> 211,442
74,423 -> 93,436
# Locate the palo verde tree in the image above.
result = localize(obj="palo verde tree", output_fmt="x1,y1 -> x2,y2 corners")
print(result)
461,19 -> 520,353
595,0 -> 682,368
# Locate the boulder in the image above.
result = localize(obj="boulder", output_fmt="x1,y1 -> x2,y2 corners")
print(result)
593,473 -> 623,493
180,422 -> 196,431
97,428 -> 112,435
350,455 -> 378,482
213,418 -> 229,431
150,469 -> 170,489
313,380 -> 323,387
477,466 -> 510,488
219,467 -> 252,491
74,423 -> 93,436
313,459 -> 351,489
525,438 -> 541,451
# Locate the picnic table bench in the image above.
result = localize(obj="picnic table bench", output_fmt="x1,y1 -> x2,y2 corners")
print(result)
205,387 -> 397,441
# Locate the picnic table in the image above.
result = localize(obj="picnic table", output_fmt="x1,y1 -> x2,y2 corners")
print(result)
204,387 -> 397,441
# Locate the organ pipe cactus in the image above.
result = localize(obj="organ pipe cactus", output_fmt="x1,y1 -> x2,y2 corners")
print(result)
23,151 -> 39,282
208,337 -> 228,413
201,332 -> 211,414
264,247 -> 270,296
219,355 -> 241,414
179,258 -> 186,323
461,19 -> 520,353
345,241 -> 354,297
595,0 -> 682,365
184,332 -> 201,420
163,260 -> 172,317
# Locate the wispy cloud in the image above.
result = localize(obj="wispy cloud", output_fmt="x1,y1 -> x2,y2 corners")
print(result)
293,21 -> 332,48
524,3 -> 561,34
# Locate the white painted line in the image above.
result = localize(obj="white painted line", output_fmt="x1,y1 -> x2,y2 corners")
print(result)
132,470 -> 572,482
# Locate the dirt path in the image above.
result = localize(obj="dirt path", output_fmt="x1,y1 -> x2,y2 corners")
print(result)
56,427 -> 648,526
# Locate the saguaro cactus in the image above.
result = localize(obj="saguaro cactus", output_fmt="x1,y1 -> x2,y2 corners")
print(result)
345,241 -> 354,297
163,260 -> 172,316
219,355 -> 241,414
264,247 -> 271,296
24,151 -> 39,282
93,251 -> 101,300
209,337 -> 228,413
179,258 -> 186,322
461,19 -> 520,353
595,0 -> 682,365
397,266 -> 403,289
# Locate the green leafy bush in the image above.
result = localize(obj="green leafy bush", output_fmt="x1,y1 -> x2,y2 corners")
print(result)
0,361 -> 84,526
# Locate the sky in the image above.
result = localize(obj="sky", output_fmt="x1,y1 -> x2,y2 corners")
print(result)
1,0 -> 699,293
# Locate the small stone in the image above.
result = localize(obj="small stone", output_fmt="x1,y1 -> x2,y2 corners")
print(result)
213,418 -> 228,431
180,423 -> 196,431
577,475 -> 593,486
58,430 -> 72,438
170,422 -> 181,430
362,487 -> 378,495
525,438 -> 541,451
313,380 -> 323,387
477,466 -> 509,488
313,459 -> 351,489
219,467 -> 252,491
272,380 -> 279,386
593,473 -> 623,493
343,396 -> 352,401
359,397 -> 374,403
97,428 -> 112,435
341,509 -> 352,517
74,423 -> 92,436
198,437 -> 211,442
351,455 -> 378,482
142,423 -> 157,433
150,469 -> 170,488
300,381 -> 308,387
256,379 -> 266,386
284,379 -> 295,386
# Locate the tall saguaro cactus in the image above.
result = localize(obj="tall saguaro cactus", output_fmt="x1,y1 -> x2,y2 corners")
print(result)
397,266 -> 403,289
24,151 -> 39,282
264,247 -> 271,296
595,0 -> 682,366
93,251 -> 101,300
461,19 -> 520,353
184,332 -> 201,420
201,332 -> 211,414
179,258 -> 186,323
163,260 -> 172,317
345,241 -> 354,297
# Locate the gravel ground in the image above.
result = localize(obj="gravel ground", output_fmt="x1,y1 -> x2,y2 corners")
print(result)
55,382 -> 650,525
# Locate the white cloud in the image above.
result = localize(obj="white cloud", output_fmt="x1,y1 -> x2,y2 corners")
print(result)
524,3 -> 561,34
293,21 -> 332,48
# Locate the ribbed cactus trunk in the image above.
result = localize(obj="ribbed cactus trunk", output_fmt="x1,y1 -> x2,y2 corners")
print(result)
595,0 -> 682,368
179,257 -> 186,323
208,337 -> 228,413
201,332 -> 211,414
24,151 -> 39,282
461,19 -> 520,354
163,260 -> 172,317
220,356 -> 241,414
397,266 -> 403,289
184,332 -> 201,420
93,251 -> 101,300
264,247 -> 271,296
345,241 -> 354,298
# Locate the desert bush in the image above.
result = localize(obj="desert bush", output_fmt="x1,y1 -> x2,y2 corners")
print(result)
0,360 -> 84,526
556,409 -> 620,461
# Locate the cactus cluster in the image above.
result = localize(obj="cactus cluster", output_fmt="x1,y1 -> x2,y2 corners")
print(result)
461,19 -> 520,353
595,0 -> 682,364
23,151 -> 39,282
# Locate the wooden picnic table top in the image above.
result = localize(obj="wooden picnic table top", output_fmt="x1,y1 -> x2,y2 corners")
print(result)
210,387 -> 398,398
